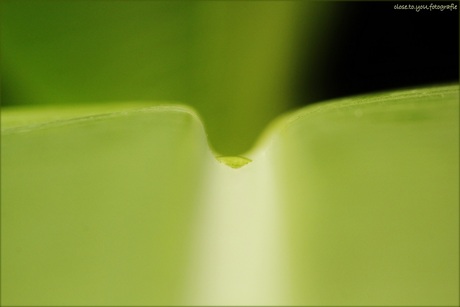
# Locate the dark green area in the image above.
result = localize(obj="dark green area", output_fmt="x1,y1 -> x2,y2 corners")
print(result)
1,0 -> 335,155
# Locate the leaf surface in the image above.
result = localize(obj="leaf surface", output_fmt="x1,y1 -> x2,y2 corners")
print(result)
1,85 -> 458,305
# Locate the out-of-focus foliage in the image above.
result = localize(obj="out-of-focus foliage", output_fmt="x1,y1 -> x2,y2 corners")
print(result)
1,0 -> 334,155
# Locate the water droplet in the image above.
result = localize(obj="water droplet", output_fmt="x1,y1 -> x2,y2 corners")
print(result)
217,156 -> 252,169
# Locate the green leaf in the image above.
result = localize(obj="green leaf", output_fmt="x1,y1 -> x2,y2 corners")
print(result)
1,84 -> 458,305
2,105 -> 209,305
271,84 -> 459,305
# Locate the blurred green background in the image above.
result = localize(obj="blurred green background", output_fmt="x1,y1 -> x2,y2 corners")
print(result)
1,0 -> 336,155
2,1 -> 458,154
